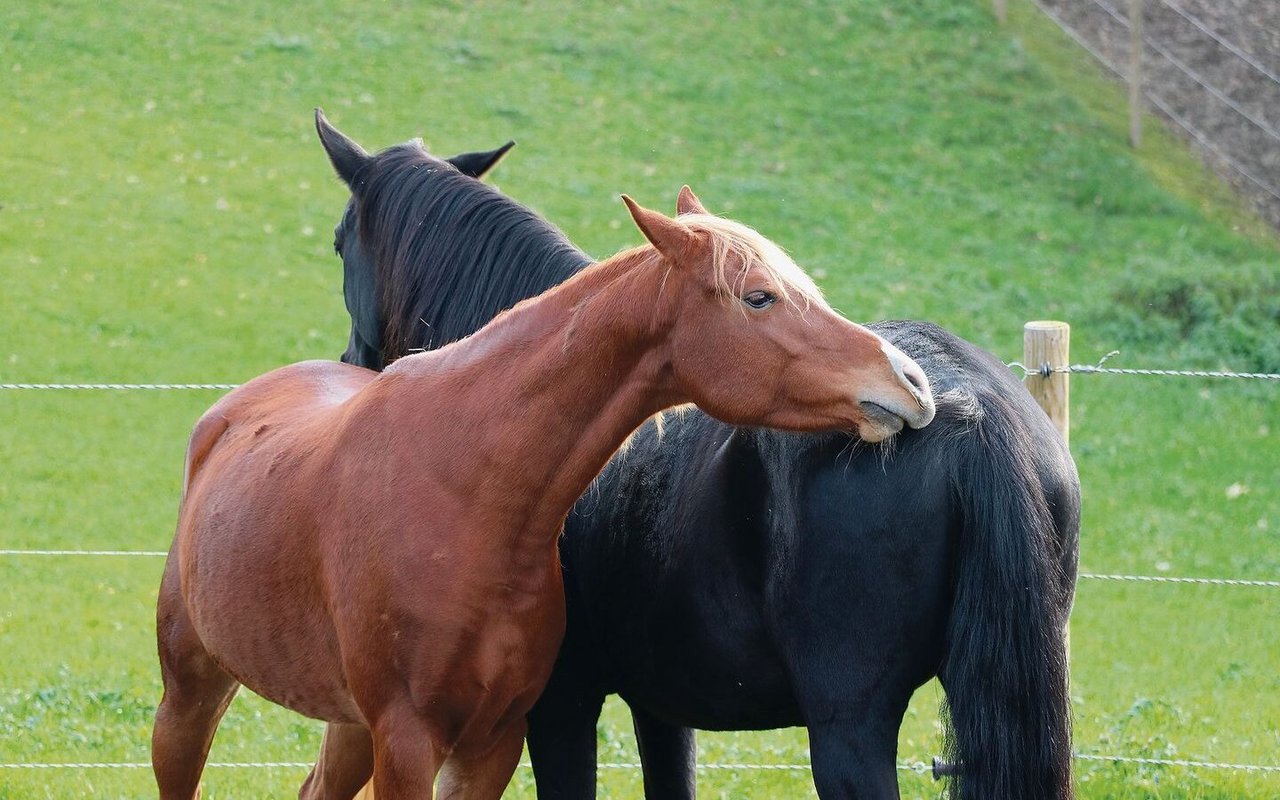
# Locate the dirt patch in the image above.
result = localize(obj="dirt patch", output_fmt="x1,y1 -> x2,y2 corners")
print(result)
1037,0 -> 1280,228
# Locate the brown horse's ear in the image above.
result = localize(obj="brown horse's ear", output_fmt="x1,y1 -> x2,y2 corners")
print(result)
676,185 -> 709,216
622,195 -> 696,258
315,108 -> 371,188
447,141 -> 516,180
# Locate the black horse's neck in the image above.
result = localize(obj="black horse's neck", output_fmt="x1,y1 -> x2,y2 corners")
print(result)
345,147 -> 593,364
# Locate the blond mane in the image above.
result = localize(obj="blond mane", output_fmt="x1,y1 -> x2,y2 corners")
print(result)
679,214 -> 827,312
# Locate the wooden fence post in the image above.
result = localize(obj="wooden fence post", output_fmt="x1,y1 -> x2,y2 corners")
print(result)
1023,321 -> 1070,446
1024,320 -> 1072,665
1129,0 -> 1144,147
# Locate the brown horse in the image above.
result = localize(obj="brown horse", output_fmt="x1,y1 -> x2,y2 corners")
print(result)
151,187 -> 936,800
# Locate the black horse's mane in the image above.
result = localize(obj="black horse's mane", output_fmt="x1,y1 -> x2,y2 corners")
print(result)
351,144 -> 593,360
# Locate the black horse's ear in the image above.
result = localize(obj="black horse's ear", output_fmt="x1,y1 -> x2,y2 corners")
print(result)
447,141 -> 516,180
315,108 -> 371,188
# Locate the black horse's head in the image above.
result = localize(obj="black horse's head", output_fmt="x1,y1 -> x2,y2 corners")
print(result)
314,108 -> 515,368
315,109 -> 589,370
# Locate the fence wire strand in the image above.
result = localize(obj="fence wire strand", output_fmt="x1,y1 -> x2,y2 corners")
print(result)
1010,363 -> 1280,380
1081,572 -> 1280,588
1156,0 -> 1280,88
5,357 -> 1277,395
0,549 -> 168,557
4,548 -> 1278,589
1007,350 -> 1280,381
2,754 -> 1277,774
0,383 -> 239,391
1075,753 -> 1280,774
1062,364 -> 1280,379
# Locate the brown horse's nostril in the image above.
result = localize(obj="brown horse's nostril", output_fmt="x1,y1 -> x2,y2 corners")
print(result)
900,362 -> 930,409
878,342 -> 935,427
904,365 -> 926,394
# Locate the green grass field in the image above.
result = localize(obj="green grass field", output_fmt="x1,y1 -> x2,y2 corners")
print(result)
1,0 -> 1277,797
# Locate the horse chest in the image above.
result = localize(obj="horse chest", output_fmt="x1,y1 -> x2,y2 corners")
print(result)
377,571 -> 566,743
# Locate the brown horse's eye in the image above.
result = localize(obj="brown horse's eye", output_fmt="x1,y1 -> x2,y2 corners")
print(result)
743,290 -> 776,310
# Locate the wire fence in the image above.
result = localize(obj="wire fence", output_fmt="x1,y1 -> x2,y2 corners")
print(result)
4,548 -> 1279,589
1027,0 -> 1280,216
0,761 -> 826,773
3,754 -> 1279,774
2,357 -> 1276,781
1008,350 -> 1280,380
1026,0 -> 1280,203
0,383 -> 240,391
5,353 -> 1280,393
1081,572 -> 1280,588
1088,0 -> 1280,142
1156,0 -> 1280,88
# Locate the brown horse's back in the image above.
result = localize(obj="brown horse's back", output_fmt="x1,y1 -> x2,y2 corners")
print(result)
170,360 -> 376,722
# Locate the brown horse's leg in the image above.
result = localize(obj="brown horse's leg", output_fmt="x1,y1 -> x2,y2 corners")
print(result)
436,720 -> 526,800
368,707 -> 445,799
300,722 -> 375,800
152,567 -> 240,799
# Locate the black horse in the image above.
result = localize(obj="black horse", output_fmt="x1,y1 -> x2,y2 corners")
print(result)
315,110 -> 1080,800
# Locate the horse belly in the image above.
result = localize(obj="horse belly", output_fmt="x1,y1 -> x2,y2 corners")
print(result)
613,609 -> 800,730
190,588 -> 361,723
179,471 -> 361,723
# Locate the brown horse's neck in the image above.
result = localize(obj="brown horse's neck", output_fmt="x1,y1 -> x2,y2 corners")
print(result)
382,246 -> 682,534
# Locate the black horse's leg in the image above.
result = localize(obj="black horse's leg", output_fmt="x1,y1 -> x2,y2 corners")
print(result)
806,704 -> 908,800
631,705 -> 696,800
526,673 -> 605,800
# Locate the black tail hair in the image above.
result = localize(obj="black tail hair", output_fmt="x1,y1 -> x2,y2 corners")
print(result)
939,390 -> 1077,800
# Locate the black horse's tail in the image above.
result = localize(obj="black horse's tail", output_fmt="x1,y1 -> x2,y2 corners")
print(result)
938,390 -> 1079,800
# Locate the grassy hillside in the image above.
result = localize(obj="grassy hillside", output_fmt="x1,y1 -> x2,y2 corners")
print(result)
1,0 -> 1276,797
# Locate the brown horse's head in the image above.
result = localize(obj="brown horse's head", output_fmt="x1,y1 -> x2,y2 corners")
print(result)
622,187 -> 935,442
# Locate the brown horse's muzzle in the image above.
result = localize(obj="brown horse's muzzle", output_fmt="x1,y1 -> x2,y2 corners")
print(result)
886,342 -> 936,428
852,340 -> 935,442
